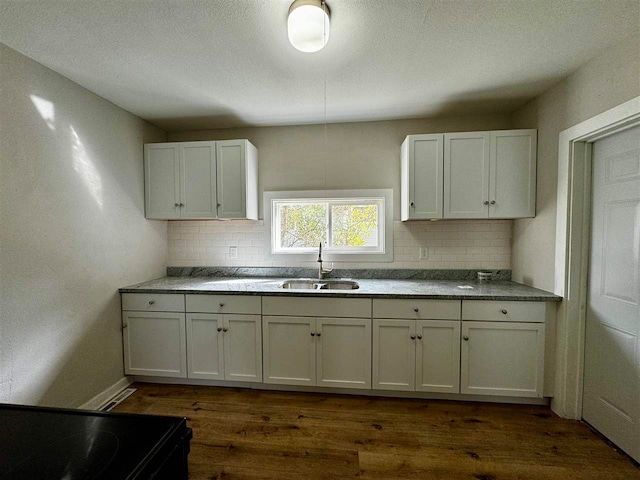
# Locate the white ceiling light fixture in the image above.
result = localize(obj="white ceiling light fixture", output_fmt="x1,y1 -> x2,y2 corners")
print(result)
287,0 -> 330,53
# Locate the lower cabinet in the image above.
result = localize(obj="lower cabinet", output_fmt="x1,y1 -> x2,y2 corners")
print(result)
460,321 -> 545,398
186,313 -> 262,382
262,316 -> 372,389
373,319 -> 461,393
123,311 -> 187,378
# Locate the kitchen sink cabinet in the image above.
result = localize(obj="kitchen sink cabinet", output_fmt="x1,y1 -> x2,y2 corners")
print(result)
262,316 -> 372,389
401,129 -> 537,220
144,139 -> 257,220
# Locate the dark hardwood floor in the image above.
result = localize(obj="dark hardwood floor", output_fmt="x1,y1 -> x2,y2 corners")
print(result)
113,383 -> 640,479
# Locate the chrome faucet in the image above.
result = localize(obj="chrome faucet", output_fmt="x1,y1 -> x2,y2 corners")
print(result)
317,242 -> 333,280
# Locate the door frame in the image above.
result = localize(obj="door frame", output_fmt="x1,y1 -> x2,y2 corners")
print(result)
553,96 -> 640,419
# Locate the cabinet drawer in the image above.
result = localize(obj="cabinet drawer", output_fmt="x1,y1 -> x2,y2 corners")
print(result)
373,299 -> 460,320
186,294 -> 261,314
262,297 -> 371,318
122,293 -> 185,312
462,300 -> 545,323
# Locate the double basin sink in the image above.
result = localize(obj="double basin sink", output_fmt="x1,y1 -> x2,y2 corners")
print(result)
280,279 -> 359,291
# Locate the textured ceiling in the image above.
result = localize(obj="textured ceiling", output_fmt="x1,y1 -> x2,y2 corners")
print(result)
1,0 -> 638,130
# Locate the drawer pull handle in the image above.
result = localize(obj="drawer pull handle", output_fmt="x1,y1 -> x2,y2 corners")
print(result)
501,309 -> 508,315
219,303 -> 225,308
222,328 -> 228,332
417,334 -> 422,340
217,327 -> 223,332
463,335 -> 469,341
410,334 -> 416,340
148,300 -> 155,305
413,308 -> 419,313
310,332 -> 316,336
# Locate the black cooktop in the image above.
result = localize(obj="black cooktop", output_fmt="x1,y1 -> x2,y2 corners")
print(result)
0,404 -> 192,480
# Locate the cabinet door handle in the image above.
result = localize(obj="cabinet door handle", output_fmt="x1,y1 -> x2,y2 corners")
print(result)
222,327 -> 228,332
417,334 -> 422,340
410,202 -> 414,207
217,203 -> 222,208
483,200 -> 489,205
122,324 -> 128,330
217,327 -> 223,332
410,334 -> 416,340
174,203 -> 179,207
413,308 -> 419,313
310,332 -> 316,336
463,335 -> 469,341
316,332 -> 321,337
501,309 -> 508,315
179,203 -> 185,207
490,200 -> 496,205
148,300 -> 155,305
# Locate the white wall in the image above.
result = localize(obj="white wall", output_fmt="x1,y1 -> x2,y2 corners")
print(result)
167,114 -> 513,269
510,34 -> 640,291
0,44 -> 168,407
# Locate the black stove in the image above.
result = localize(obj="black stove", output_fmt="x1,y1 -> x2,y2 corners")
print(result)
0,404 -> 192,480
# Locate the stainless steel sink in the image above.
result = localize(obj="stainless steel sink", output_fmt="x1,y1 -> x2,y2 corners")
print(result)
280,280 -> 359,290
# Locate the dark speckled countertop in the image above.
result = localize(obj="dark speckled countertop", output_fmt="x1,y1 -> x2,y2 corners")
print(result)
119,277 -> 561,302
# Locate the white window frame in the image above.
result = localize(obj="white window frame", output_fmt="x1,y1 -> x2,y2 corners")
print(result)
264,189 -> 393,262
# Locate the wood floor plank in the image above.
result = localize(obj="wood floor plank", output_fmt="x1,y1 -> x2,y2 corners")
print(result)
113,383 -> 640,479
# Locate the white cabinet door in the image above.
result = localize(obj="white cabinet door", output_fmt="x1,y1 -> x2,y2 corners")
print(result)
180,142 -> 217,219
216,140 -> 246,219
224,314 -> 262,382
416,320 -> 460,393
372,319 -> 415,391
316,317 -> 372,389
123,311 -> 186,378
461,321 -> 545,397
186,313 -> 224,380
444,132 -> 490,218
262,316 -> 315,386
144,144 -> 180,219
401,134 -> 443,220
489,130 -> 537,218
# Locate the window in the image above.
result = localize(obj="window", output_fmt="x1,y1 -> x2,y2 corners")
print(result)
264,190 -> 393,262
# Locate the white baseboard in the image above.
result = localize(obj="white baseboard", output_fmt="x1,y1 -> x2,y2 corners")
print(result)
79,377 -> 134,410
133,376 -> 550,406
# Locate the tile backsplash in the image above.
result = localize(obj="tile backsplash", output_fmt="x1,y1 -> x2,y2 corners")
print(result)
168,219 -> 511,270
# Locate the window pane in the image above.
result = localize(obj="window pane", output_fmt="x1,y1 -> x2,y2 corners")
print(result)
331,204 -> 379,247
278,203 -> 327,248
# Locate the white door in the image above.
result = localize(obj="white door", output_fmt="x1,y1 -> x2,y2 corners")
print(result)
262,316 -> 315,386
416,320 -> 461,393
186,313 -> 224,380
489,130 -> 537,218
583,125 -> 640,462
460,321 -> 545,397
216,140 -> 246,219
180,142 -> 217,219
223,314 -> 262,382
316,317 -> 372,389
372,319 -> 416,391
444,132 -> 490,218
123,311 -> 186,378
144,144 -> 180,219
408,134 -> 444,219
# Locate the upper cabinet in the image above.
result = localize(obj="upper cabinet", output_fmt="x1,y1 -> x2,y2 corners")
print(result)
401,129 -> 537,220
401,134 -> 444,220
144,139 -> 258,220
